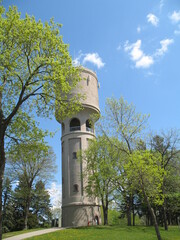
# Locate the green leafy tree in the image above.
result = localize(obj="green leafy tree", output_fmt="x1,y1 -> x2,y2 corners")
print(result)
124,150 -> 165,240
150,130 -> 180,230
83,136 -> 118,225
31,180 -> 52,227
13,177 -> 30,230
7,143 -> 56,230
98,97 -> 149,226
2,177 -> 14,233
0,5 -> 82,239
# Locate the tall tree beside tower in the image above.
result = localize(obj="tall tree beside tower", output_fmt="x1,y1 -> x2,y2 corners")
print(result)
0,5 -> 81,239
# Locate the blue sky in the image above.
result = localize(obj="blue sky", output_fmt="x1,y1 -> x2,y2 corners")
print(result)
3,0 -> 180,205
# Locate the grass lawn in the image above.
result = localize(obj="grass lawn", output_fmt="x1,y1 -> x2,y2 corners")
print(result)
2,228 -> 43,239
26,226 -> 180,240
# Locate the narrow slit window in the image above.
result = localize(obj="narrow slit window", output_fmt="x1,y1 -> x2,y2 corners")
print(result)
73,184 -> 79,192
87,75 -> 90,86
72,152 -> 77,159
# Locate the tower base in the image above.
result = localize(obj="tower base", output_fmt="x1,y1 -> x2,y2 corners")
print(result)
62,204 -> 101,227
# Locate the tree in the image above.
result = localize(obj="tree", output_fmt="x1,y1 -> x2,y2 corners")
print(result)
12,179 -> 52,230
32,180 -> 52,227
2,177 -> 14,233
7,143 -> 56,230
0,5 -> 82,239
150,130 -> 180,230
98,97 -> 149,225
83,136 -> 118,225
124,150 -> 165,240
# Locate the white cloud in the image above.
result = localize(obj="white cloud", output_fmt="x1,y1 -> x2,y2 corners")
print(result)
124,40 -> 143,61
117,44 -> 121,51
159,0 -> 164,12
48,182 -> 62,208
73,52 -> 105,69
83,53 -> 105,69
124,38 -> 173,69
73,58 -> 80,66
174,24 -> 180,35
137,26 -> 141,33
136,55 -> 154,68
155,38 -> 174,56
124,40 -> 153,68
174,29 -> 180,35
147,13 -> 159,26
72,51 -> 83,67
169,11 -> 180,23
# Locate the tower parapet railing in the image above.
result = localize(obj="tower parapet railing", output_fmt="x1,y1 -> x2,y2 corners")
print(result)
70,126 -> 81,131
86,127 -> 94,133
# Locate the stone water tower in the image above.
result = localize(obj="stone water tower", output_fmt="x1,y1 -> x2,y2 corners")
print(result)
57,67 -> 101,227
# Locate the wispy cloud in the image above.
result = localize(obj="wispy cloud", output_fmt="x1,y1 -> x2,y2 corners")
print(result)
117,44 -> 121,51
73,51 -> 83,67
137,26 -> 141,33
124,38 -> 174,69
169,10 -> 180,23
73,52 -> 105,69
83,53 -> 105,69
147,13 -> 159,26
124,40 -> 153,68
174,29 -> 180,35
155,38 -> 174,56
159,0 -> 164,13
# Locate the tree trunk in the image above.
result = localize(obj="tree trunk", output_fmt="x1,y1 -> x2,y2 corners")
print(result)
0,88 -> 5,239
103,205 -> 108,225
133,210 -> 135,226
126,195 -> 132,226
163,198 -> 168,230
132,196 -> 135,226
24,203 -> 29,230
144,194 -> 162,240
23,188 -> 32,230
0,134 -> 6,240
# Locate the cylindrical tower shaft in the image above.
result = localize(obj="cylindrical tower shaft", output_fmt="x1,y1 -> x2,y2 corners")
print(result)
58,67 -> 101,227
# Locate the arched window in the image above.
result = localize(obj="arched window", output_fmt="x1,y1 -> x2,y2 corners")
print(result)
73,184 -> 79,193
70,118 -> 80,131
86,119 -> 93,133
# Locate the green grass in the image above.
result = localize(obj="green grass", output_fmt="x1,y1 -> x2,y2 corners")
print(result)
2,228 -> 43,239
26,226 -> 180,240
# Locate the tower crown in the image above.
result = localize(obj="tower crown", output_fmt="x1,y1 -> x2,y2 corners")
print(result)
71,67 -> 100,113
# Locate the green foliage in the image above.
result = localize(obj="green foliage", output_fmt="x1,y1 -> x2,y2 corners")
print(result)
83,135 -> 117,198
5,143 -> 55,230
0,5 -> 82,237
0,5 -> 82,122
7,179 -> 52,231
84,137 -> 117,192
32,181 -> 52,226
82,135 -> 119,224
7,142 -> 56,183
2,178 -> 14,233
108,209 -> 121,225
102,97 -> 149,152
124,151 -> 165,206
